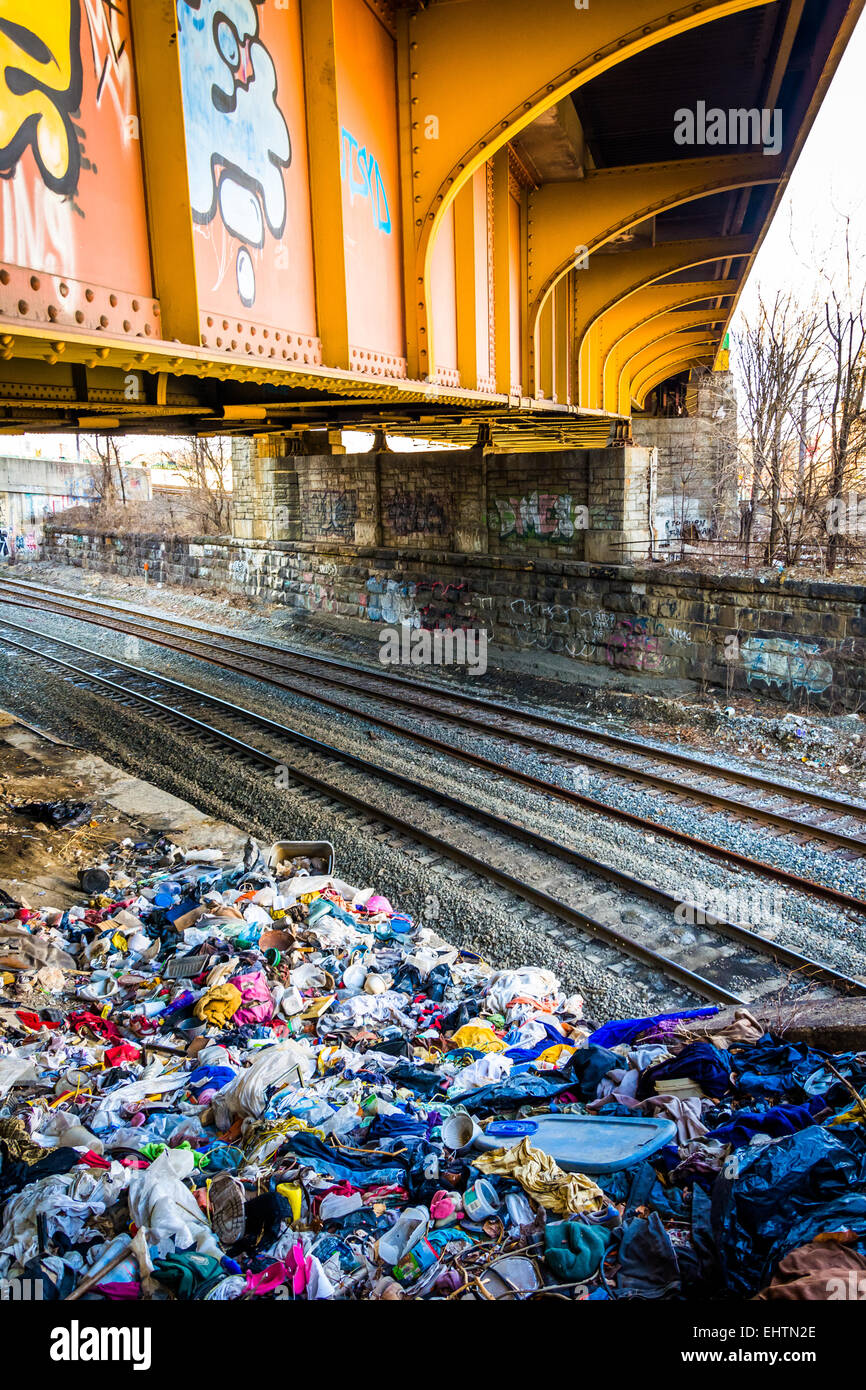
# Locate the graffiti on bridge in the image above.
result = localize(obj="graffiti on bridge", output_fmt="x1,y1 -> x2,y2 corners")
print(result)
383,490 -> 450,537
307,490 -> 358,540
741,635 -> 833,699
340,128 -> 391,234
365,576 -> 477,631
492,493 -> 589,543
605,617 -> 669,673
178,0 -> 292,309
0,2 -> 83,197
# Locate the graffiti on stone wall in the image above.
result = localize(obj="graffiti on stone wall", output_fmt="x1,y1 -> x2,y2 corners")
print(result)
306,490 -> 358,540
383,490 -> 450,537
605,617 -> 669,673
366,576 -> 478,631
414,579 -> 476,630
492,493 -> 589,543
660,516 -> 714,542
506,600 -> 618,658
177,0 -> 291,309
740,636 -> 833,699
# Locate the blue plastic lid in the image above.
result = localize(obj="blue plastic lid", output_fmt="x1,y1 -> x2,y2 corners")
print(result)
487,1121 -> 538,1138
473,1114 -> 678,1174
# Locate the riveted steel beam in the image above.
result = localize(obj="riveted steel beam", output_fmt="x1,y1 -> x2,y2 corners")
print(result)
597,281 -> 739,411
403,0 -> 778,376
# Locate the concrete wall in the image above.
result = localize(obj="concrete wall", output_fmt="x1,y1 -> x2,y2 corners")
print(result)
44,528 -> 865,711
0,455 -> 151,560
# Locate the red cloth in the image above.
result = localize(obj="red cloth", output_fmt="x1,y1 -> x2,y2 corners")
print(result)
68,1010 -> 122,1042
105,1042 -> 141,1066
15,1010 -> 62,1031
77,1151 -> 110,1169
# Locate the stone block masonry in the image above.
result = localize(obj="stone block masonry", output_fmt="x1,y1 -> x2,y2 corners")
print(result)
45,528 -> 866,712
230,437 -> 653,565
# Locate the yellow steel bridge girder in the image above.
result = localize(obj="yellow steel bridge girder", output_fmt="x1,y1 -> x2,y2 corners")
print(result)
608,310 -> 731,415
399,0 -> 778,379
525,153 -> 782,384
595,281 -> 739,412
634,353 -> 717,409
627,332 -> 724,405
574,237 -> 752,403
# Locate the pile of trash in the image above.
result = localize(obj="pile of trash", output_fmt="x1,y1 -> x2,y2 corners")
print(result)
2,831 -> 866,1302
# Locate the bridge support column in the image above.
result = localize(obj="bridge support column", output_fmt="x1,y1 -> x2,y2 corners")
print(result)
585,446 -> 655,565
231,436 -> 302,542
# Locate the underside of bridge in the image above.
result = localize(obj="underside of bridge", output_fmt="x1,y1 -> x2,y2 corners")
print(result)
0,0 -> 860,451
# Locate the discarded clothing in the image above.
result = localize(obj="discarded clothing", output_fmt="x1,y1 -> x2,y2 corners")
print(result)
473,1138 -> 605,1216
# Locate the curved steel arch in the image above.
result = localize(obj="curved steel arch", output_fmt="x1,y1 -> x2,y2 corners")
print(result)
526,157 -> 781,389
631,346 -> 720,406
633,355 -> 716,409
599,285 -> 737,412
405,0 -> 778,377
621,329 -> 723,401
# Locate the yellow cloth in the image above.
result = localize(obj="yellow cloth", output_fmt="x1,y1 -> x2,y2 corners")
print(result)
193,982 -> 242,1028
535,1044 -> 576,1069
450,1024 -> 506,1053
473,1137 -> 604,1216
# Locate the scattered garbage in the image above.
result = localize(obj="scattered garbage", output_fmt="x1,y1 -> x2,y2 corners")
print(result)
12,799 -> 94,830
1,830 -> 866,1302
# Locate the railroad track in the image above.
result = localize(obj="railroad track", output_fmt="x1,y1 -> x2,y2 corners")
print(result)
2,616 -> 864,1013
0,577 -> 863,916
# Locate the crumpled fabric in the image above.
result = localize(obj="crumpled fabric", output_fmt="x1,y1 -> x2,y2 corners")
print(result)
127,1148 -> 222,1259
485,968 -> 560,1014
0,1166 -> 132,1271
615,1212 -> 681,1299
220,1040 -> 316,1118
711,1125 -> 866,1295
473,1137 -> 605,1215
194,982 -> 242,1027
450,1024 -> 506,1053
0,1116 -> 49,1164
636,1043 -> 731,1100
152,1251 -> 225,1299
449,1053 -> 512,1097
545,1220 -> 610,1281
0,1054 -> 40,1097
589,1008 -> 717,1050
67,1010 -> 122,1042
458,1074 -> 575,1116
560,1045 -> 622,1100
646,1095 -> 708,1144
228,971 -> 273,1026
728,1038 -> 838,1097
679,1008 -> 763,1048
707,1094 -> 827,1149
754,1240 -> 866,1301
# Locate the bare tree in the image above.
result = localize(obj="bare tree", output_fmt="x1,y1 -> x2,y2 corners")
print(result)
817,222 -> 866,572
167,436 -> 232,534
734,291 -> 822,561
86,435 -> 126,508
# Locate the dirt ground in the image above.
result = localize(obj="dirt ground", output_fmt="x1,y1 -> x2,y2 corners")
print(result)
0,711 -> 246,912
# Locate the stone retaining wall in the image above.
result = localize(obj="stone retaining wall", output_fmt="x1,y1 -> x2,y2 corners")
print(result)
43,528 -> 865,710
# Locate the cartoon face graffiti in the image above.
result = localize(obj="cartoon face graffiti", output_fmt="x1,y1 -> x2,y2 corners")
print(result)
0,1 -> 83,196
177,0 -> 291,309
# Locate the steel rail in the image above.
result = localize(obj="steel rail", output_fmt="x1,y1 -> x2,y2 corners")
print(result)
5,620 -> 864,1004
